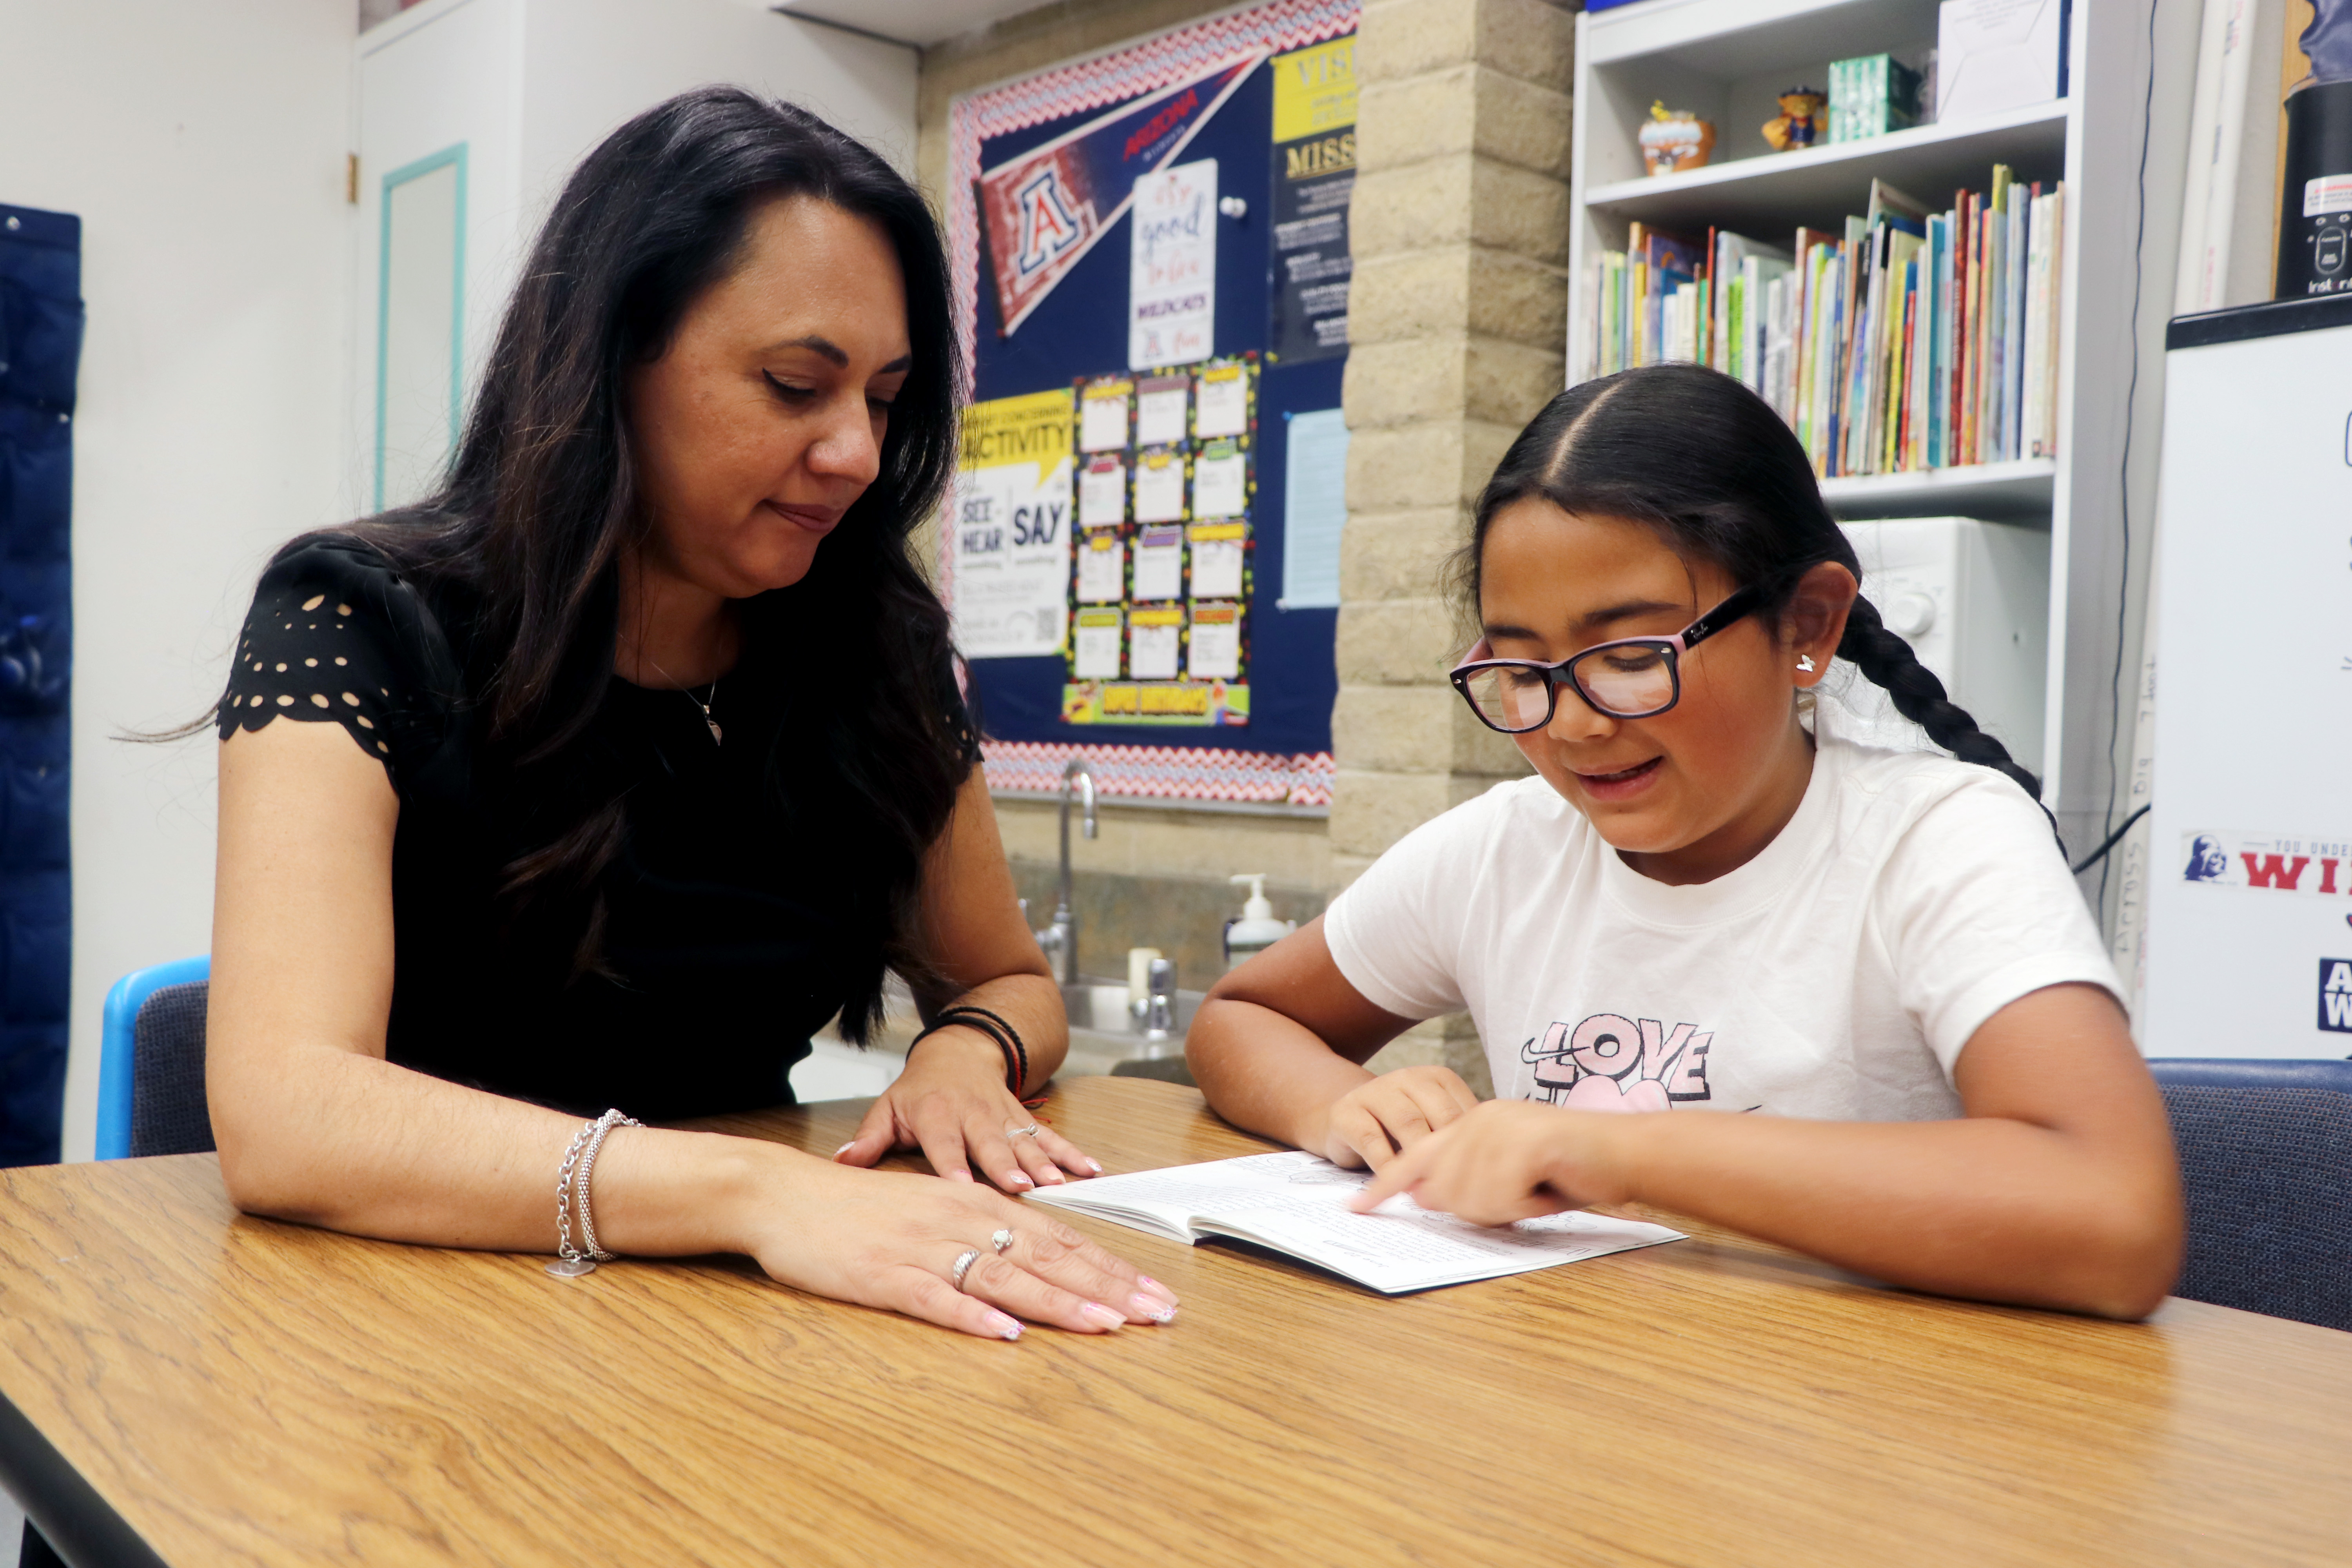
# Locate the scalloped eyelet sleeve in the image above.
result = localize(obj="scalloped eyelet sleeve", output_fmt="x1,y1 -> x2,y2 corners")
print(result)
218,558 -> 409,775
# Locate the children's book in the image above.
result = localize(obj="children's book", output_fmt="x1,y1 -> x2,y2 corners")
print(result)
1025,1149 -> 1685,1295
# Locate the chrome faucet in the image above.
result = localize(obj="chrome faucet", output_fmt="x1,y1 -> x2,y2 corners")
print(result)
1036,757 -> 1096,984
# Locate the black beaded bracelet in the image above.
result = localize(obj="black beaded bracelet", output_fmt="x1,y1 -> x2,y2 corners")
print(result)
940,1005 -> 1029,1097
911,1005 -> 1029,1098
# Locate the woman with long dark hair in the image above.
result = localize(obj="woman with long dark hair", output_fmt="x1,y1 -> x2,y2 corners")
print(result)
206,89 -> 1178,1339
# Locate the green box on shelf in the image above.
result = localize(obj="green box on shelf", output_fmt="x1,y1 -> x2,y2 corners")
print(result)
1829,54 -> 1923,143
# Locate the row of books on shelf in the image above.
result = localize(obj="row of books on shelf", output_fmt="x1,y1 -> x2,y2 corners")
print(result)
1576,165 -> 2065,479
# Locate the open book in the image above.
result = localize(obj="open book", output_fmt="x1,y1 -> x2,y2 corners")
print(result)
1026,1150 -> 1684,1295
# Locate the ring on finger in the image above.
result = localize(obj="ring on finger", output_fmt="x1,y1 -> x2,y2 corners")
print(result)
990,1228 -> 1016,1254
950,1249 -> 982,1291
1007,1123 -> 1043,1140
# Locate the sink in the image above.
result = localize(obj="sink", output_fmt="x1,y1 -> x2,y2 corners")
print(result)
1057,978 -> 1205,1075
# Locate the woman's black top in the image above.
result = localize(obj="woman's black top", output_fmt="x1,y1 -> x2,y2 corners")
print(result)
219,537 -> 928,1118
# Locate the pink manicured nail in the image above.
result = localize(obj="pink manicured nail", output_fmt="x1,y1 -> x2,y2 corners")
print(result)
833,1143 -> 856,1158
1041,1168 -> 1065,1184
1085,1158 -> 1104,1174
1129,1292 -> 1177,1323
1078,1301 -> 1125,1330
1005,1171 -> 1033,1189
985,1312 -> 1022,1340
1137,1275 -> 1180,1306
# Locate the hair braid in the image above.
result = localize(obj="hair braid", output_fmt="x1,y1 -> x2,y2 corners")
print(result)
1839,594 -> 2042,800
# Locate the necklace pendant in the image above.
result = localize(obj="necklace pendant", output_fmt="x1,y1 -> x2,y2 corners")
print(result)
705,718 -> 723,746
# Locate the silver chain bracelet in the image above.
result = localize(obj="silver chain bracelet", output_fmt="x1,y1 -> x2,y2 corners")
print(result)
548,1108 -> 642,1279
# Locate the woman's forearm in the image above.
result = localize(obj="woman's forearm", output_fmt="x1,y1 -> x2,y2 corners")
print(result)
1610,1111 -> 2181,1318
212,1043 -> 802,1258
1185,996 -> 1374,1149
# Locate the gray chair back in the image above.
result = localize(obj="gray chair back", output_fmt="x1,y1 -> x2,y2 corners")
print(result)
130,980 -> 213,1158
2149,1059 -> 2352,1332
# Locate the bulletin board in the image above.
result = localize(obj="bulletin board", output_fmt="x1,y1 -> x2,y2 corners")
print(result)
944,0 -> 1359,806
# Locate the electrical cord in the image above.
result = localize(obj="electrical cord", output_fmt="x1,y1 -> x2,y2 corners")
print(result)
2096,0 -> 2160,906
2072,803 -> 2151,876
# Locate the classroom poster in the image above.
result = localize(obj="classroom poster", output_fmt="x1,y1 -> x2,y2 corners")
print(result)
951,388 -> 1075,658
1130,160 -> 1219,369
1270,36 -> 1357,363
1061,355 -> 1257,728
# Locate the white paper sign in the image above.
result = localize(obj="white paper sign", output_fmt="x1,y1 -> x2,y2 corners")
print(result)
1073,610 -> 1123,679
1130,159 -> 1218,370
1192,440 -> 1247,519
1281,407 -> 1349,609
1133,448 -> 1187,523
1132,526 -> 1185,602
1129,610 -> 1182,680
1076,528 -> 1125,603
1135,375 -> 1190,446
1188,522 -> 1247,601
950,457 -> 1073,657
1078,456 -> 1127,528
1195,362 -> 1249,437
1187,604 -> 1241,679
1079,387 -> 1131,452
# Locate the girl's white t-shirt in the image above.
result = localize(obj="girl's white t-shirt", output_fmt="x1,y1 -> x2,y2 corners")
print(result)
1323,712 -> 2122,1122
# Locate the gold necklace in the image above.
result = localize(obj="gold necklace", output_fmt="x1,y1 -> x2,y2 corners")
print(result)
642,654 -> 722,746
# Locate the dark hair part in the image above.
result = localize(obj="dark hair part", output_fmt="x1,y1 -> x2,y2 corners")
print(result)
1462,363 -> 2043,803
347,87 -> 968,1040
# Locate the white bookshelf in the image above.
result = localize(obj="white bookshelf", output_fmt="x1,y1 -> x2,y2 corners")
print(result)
1568,0 -> 2199,871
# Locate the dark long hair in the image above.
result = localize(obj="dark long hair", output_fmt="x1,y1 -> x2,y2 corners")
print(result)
349,88 -> 969,1040
1463,364 -> 2043,803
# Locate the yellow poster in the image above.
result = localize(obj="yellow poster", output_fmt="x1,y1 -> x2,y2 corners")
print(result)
953,388 -> 1075,659
1271,36 -> 1357,143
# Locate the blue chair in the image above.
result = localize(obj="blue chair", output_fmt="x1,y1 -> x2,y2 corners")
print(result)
95,955 -> 212,1160
2147,1058 -> 2352,1332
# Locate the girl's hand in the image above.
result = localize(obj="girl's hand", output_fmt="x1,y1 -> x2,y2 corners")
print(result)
1302,1064 -> 1481,1171
1348,1100 -> 1642,1224
832,1027 -> 1102,1191
744,1152 -> 1179,1339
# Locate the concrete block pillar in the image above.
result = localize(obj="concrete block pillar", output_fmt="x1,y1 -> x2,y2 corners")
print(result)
1334,0 -> 1574,1087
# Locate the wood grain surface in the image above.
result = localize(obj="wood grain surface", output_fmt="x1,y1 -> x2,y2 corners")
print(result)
0,1077 -> 2346,1567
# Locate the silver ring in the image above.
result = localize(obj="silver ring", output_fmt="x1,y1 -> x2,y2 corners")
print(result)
950,1249 -> 982,1290
991,1228 -> 1016,1254
1009,1124 -> 1043,1140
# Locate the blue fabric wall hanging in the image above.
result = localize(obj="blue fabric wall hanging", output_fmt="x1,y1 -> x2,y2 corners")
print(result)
0,204 -> 80,1167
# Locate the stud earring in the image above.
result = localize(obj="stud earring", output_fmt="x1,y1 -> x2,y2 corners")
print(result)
1797,655 -> 1817,673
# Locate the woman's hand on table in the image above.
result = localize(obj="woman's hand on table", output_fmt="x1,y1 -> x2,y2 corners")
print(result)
832,1026 -> 1103,1192
1301,1064 -> 1481,1172
1347,1100 -> 1640,1224
740,1151 -> 1178,1339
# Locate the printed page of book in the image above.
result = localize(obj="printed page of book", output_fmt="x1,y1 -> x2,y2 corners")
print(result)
1029,1150 -> 1684,1294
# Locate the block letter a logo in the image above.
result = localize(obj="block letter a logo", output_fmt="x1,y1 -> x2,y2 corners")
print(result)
2319,958 -> 2352,1033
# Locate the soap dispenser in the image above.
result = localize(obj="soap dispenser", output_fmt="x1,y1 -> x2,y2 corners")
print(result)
1221,874 -> 1296,972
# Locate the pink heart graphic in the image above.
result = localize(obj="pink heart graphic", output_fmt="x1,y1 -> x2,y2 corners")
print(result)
1559,1074 -> 1671,1114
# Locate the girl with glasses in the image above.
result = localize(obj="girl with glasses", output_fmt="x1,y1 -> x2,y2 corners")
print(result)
1186,364 -> 2181,1319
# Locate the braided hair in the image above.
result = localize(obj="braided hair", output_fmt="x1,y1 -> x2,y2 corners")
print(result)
1463,363 -> 2044,804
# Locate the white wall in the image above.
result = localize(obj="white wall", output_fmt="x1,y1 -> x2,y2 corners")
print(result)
0,0 -> 360,1161
354,0 -> 918,515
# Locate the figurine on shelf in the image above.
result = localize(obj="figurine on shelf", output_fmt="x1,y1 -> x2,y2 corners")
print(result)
1637,100 -> 1716,176
1762,86 -> 1826,152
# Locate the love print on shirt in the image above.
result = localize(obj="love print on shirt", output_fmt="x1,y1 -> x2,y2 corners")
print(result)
1521,1014 -> 1712,1111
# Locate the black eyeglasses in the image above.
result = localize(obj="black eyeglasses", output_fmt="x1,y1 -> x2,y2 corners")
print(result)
1449,583 -> 1771,733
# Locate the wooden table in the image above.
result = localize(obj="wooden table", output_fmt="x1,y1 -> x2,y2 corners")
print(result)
0,1078 -> 2346,1567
